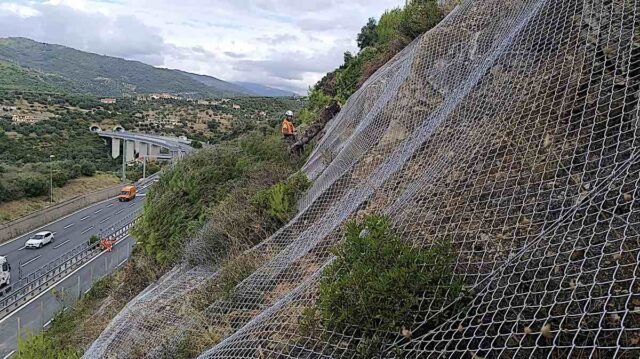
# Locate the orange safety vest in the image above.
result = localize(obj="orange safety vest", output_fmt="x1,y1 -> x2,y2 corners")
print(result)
281,119 -> 295,135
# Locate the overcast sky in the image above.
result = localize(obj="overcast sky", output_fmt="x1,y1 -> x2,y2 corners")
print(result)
0,0 -> 405,94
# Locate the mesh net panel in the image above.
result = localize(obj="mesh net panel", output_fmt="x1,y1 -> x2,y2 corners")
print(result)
84,0 -> 640,357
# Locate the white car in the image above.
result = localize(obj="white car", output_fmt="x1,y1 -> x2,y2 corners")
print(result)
25,231 -> 55,249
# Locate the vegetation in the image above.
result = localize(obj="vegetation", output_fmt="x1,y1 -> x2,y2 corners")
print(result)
0,90 -> 301,205
132,131 -> 306,265
252,172 -> 310,227
317,215 -> 464,356
15,252 -> 161,357
15,332 -> 81,359
293,0 -> 444,151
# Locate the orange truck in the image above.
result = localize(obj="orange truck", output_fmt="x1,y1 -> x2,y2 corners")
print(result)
118,185 -> 137,202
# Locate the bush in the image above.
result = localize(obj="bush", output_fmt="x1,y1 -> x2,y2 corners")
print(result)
80,161 -> 96,176
15,332 -> 80,359
377,8 -> 404,47
133,132 -> 295,265
89,234 -> 101,245
399,0 -> 442,40
19,175 -> 48,198
318,215 -> 464,350
252,172 -> 310,229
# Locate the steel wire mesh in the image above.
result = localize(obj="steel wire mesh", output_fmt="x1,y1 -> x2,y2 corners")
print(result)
84,0 -> 640,357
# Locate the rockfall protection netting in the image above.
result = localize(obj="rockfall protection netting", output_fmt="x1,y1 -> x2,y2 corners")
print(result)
84,0 -> 640,357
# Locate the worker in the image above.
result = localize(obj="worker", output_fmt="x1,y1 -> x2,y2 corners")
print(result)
281,110 -> 296,147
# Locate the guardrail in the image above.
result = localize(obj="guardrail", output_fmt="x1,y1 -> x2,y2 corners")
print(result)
0,213 -> 140,317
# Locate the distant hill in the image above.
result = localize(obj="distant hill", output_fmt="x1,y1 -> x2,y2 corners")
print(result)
234,82 -> 297,97
177,70 -> 253,96
0,37 -> 250,98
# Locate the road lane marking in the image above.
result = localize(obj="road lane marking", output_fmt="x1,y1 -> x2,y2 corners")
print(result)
18,246 -> 25,251
99,217 -> 110,224
22,255 -> 41,267
107,203 -> 114,208
64,223 -> 75,229
3,350 -> 15,359
128,203 -> 135,207
0,193 -> 125,248
53,240 -> 70,249
94,208 -> 103,214
81,226 -> 94,235
80,215 -> 90,221
115,209 -> 124,215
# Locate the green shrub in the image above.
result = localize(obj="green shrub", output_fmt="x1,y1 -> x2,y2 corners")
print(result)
334,48 -> 379,104
19,175 -> 48,198
252,172 -> 310,229
15,332 -> 81,359
399,0 -> 442,40
377,8 -> 404,47
80,161 -> 96,176
89,234 -> 101,245
318,215 -> 463,344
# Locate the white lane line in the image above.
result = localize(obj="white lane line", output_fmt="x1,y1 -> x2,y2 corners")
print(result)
80,215 -> 90,221
22,255 -> 41,267
1,194 -> 120,248
107,203 -> 114,208
17,246 -> 26,251
53,240 -> 70,249
64,223 -> 75,229
43,319 -> 53,328
128,203 -> 135,207
94,208 -> 103,214
3,350 -> 15,359
115,209 -> 124,215
80,226 -> 94,235
99,217 -> 110,224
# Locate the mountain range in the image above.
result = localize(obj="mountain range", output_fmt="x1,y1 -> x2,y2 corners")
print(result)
0,37 -> 294,98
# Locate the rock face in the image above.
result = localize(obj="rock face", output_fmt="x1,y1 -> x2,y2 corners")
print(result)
85,0 -> 640,358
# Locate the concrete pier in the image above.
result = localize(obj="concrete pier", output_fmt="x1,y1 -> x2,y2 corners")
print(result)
111,138 -> 121,159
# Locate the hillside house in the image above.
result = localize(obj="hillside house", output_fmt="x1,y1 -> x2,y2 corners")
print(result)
11,114 -> 37,124
100,98 -> 117,104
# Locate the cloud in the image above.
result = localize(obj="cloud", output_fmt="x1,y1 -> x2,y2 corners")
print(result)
0,3 -> 166,65
224,51 -> 246,59
0,0 -> 405,94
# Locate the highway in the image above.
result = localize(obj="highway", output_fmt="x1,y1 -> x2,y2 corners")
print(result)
0,180 -> 153,281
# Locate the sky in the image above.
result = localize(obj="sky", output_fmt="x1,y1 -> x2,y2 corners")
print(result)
0,0 -> 405,94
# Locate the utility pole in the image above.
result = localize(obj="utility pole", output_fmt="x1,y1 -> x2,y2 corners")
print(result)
142,155 -> 146,179
49,155 -> 55,203
121,140 -> 127,182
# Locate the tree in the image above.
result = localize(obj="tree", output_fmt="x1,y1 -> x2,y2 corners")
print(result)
356,17 -> 378,50
343,51 -> 354,65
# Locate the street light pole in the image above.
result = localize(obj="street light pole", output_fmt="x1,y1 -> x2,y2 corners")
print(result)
49,154 -> 55,203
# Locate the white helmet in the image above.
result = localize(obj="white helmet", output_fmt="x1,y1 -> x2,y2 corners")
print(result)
285,110 -> 293,117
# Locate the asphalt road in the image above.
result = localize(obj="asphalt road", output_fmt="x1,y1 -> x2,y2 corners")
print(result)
0,180 -> 153,280
0,235 -> 136,358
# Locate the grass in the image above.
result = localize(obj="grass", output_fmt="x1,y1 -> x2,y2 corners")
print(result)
0,173 -> 120,223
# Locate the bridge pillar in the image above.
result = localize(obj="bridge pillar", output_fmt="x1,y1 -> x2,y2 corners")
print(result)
125,140 -> 136,162
149,144 -> 160,160
111,138 -> 121,159
134,141 -> 141,155
139,142 -> 149,158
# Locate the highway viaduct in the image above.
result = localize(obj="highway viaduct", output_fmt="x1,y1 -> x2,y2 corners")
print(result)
90,126 -> 193,162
